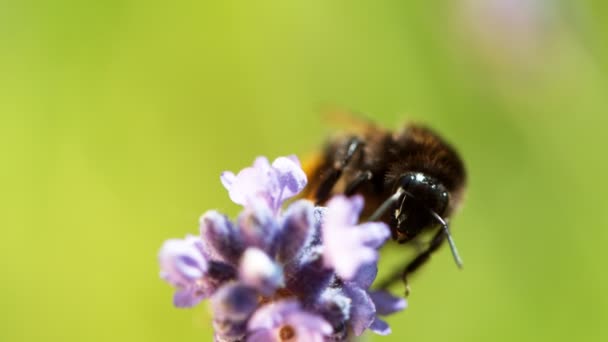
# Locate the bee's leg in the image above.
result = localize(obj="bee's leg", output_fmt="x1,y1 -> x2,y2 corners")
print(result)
344,170 -> 373,196
410,236 -> 428,253
376,228 -> 446,296
314,137 -> 364,204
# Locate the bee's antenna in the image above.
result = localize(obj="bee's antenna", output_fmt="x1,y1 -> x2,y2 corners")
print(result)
369,188 -> 463,269
369,188 -> 404,221
428,210 -> 463,269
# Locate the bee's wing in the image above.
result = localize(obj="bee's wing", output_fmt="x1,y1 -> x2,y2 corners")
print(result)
320,106 -> 383,135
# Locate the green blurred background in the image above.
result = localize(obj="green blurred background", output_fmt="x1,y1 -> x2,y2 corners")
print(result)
2,1 -> 607,341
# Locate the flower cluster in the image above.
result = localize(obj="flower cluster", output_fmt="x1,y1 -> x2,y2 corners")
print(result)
159,155 -> 406,341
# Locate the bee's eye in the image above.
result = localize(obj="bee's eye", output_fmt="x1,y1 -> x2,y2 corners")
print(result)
394,172 -> 450,232
398,172 -> 429,192
395,173 -> 413,193
398,172 -> 447,197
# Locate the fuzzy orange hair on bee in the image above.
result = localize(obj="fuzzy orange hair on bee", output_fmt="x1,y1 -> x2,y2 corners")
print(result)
302,110 -> 466,295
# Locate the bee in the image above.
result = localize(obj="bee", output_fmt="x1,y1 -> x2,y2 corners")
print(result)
303,112 -> 466,295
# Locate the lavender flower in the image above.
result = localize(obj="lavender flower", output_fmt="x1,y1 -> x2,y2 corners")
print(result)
248,301 -> 332,342
159,155 -> 406,341
220,155 -> 306,214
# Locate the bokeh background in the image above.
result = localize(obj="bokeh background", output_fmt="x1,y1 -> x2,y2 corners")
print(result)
2,1 -> 607,341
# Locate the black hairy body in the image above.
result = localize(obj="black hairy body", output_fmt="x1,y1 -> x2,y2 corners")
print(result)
303,119 -> 467,294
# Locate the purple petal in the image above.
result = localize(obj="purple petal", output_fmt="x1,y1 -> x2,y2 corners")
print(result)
284,246 -> 333,300
220,156 -> 308,213
200,210 -> 244,265
239,248 -> 284,296
220,171 -> 236,192
343,284 -> 376,336
237,203 -> 280,255
246,330 -> 275,342
358,222 -> 392,249
271,156 -> 307,203
322,196 -> 390,280
326,194 -> 364,226
252,156 -> 271,170
221,157 -> 276,209
323,232 -> 376,280
349,263 -> 378,289
276,200 -> 315,263
369,317 -> 391,335
369,290 -> 407,315
173,287 -> 208,308
158,236 -> 220,307
232,167 -> 274,207
247,300 -> 332,341
159,236 -> 208,287
288,312 -> 333,334
314,287 -> 351,340
248,300 -> 301,331
211,283 -> 258,322
221,157 -> 274,208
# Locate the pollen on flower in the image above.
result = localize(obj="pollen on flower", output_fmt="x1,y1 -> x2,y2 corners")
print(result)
158,155 -> 406,341
279,325 -> 295,340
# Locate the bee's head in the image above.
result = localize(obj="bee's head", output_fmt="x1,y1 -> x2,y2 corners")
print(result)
393,172 -> 449,240
369,171 -> 462,268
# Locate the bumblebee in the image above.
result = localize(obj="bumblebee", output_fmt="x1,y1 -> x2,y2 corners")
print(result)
303,113 -> 466,294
